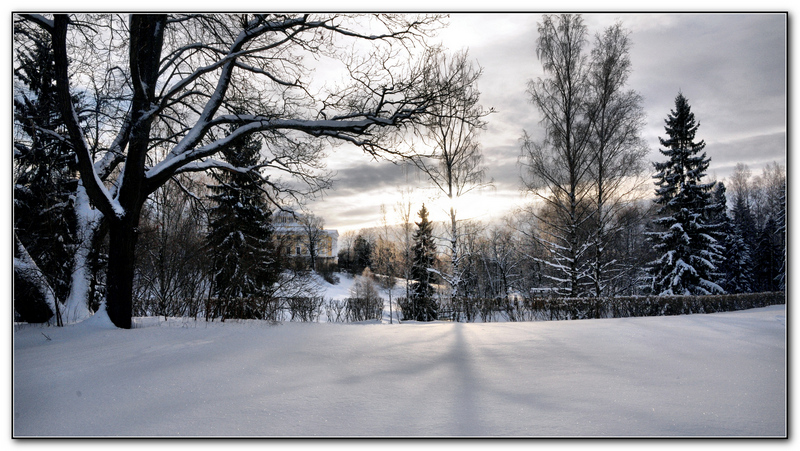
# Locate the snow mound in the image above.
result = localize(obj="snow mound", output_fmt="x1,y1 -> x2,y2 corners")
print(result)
77,303 -> 117,330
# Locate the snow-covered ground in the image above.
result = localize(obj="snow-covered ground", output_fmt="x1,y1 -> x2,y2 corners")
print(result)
13,285 -> 785,438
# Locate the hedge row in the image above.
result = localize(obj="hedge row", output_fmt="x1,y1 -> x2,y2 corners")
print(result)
204,296 -> 383,323
204,292 -> 785,323
437,291 -> 786,322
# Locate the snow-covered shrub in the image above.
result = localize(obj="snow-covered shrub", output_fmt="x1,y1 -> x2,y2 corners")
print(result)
325,299 -> 348,323
435,292 -> 785,323
345,297 -> 382,322
346,269 -> 382,321
286,297 -> 324,322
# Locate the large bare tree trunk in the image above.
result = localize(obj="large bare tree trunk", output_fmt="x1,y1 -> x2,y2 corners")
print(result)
102,15 -> 166,328
105,215 -> 139,329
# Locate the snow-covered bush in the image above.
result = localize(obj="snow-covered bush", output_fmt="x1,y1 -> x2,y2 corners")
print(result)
286,297 -> 324,322
325,299 -> 348,323
530,291 -> 785,321
346,268 -> 382,322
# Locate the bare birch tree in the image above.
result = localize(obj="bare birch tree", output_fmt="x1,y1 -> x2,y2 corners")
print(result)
299,213 -> 326,272
375,205 -> 398,323
413,49 -> 492,301
584,22 -> 647,297
394,188 -> 415,308
521,14 -> 593,297
521,14 -> 647,297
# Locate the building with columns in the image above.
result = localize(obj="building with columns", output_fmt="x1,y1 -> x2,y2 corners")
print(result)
273,209 -> 339,265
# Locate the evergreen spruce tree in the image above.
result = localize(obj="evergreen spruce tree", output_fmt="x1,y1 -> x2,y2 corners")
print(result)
775,190 -> 786,291
206,132 -> 280,320
13,26 -> 84,322
726,193 -> 756,293
352,234 -> 373,275
648,93 -> 724,295
408,204 -> 438,321
705,182 -> 732,291
753,217 -> 781,293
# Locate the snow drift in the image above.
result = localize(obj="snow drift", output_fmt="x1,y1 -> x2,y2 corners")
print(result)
13,305 -> 785,437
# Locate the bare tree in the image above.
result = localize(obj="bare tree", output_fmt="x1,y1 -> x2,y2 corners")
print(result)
299,213 -> 326,272
20,13 -> 464,328
413,49 -> 492,300
750,162 -> 786,236
481,223 -> 522,301
394,188 -> 415,309
374,205 -> 398,323
603,200 -> 656,295
336,229 -> 357,273
134,174 -> 209,320
509,208 -> 548,297
13,18 -> 113,324
584,22 -> 648,297
521,14 -> 647,298
456,219 -> 487,302
274,269 -> 324,322
728,163 -> 753,212
521,14 -> 593,297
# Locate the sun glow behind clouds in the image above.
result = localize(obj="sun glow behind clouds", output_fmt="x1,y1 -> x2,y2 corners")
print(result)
320,183 -> 527,234
424,188 -> 525,226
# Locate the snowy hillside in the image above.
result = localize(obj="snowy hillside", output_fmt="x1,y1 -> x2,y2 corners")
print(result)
13,301 -> 785,437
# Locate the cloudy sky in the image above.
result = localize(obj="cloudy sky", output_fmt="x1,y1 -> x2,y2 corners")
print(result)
301,12 -> 786,233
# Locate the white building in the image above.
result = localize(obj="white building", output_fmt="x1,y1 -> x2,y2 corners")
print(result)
273,210 -> 339,264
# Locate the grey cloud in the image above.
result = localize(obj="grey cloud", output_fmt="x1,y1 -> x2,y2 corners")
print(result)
629,14 -> 785,139
707,132 -> 786,179
329,161 -> 419,196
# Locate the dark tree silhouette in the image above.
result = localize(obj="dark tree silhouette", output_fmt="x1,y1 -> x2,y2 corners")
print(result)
409,204 -> 438,321
648,93 -> 724,295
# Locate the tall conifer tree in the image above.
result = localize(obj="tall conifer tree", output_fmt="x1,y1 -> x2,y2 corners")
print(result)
705,182 -> 731,289
753,217 -> 781,293
206,132 -> 280,319
724,193 -> 756,293
13,25 -> 84,322
408,204 -> 438,321
648,93 -> 724,295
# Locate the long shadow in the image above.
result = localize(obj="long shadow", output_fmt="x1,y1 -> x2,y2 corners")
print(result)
448,322 -> 479,436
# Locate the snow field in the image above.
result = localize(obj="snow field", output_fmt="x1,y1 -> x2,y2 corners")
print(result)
13,304 -> 785,437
